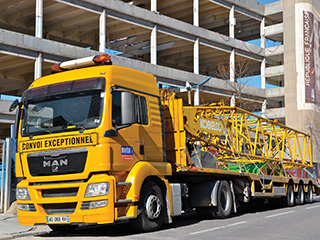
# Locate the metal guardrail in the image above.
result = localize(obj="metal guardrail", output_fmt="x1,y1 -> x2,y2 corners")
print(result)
0,138 -> 12,213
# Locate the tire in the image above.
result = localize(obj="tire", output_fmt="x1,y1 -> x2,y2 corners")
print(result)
48,224 -> 78,233
305,184 -> 313,203
132,181 -> 165,232
295,184 -> 304,205
216,180 -> 232,218
282,184 -> 294,207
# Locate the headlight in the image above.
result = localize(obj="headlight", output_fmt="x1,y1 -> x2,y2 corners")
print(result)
85,182 -> 109,198
16,188 -> 30,200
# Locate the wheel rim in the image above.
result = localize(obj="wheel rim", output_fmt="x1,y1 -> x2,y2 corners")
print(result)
145,194 -> 161,220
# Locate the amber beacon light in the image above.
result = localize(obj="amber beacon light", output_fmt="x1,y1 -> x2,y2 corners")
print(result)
51,54 -> 112,72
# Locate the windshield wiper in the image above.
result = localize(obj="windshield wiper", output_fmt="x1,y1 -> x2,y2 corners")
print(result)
63,125 -> 86,133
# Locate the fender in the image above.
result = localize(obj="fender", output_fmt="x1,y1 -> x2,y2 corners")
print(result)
125,161 -> 172,202
211,180 -> 220,206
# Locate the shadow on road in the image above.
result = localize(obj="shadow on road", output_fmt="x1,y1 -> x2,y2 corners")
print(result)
35,195 -> 320,238
35,213 -> 201,238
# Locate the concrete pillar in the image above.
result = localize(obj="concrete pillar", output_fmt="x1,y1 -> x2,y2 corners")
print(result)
194,87 -> 200,106
262,99 -> 267,118
193,0 -> 200,106
99,9 -> 106,52
260,17 -> 265,48
35,0 -> 43,80
34,53 -> 42,80
194,39 -> 199,75
35,0 -> 43,38
193,0 -> 199,27
231,94 -> 236,107
261,58 -> 266,89
151,25 -> 157,64
230,49 -> 235,82
151,0 -> 157,12
229,6 -> 235,38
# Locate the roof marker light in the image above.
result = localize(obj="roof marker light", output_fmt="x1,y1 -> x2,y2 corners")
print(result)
51,54 -> 112,72
51,63 -> 63,72
93,54 -> 111,63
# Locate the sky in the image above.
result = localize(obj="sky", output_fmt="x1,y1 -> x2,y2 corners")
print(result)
254,0 -> 280,4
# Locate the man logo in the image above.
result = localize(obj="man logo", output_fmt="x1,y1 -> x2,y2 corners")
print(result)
43,159 -> 68,172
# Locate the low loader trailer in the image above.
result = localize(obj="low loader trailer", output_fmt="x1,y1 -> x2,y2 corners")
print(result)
11,54 -> 320,232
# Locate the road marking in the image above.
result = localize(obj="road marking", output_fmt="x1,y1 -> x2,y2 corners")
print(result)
306,205 -> 320,210
265,210 -> 295,219
189,221 -> 248,235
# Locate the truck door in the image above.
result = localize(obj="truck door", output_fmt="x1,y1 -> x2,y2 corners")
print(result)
110,90 -> 143,171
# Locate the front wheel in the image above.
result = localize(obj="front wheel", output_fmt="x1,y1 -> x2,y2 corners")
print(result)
132,181 -> 165,232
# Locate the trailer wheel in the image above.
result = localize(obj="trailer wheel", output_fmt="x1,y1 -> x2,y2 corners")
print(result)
295,184 -> 304,205
48,224 -> 78,233
282,184 -> 294,207
132,181 -> 165,232
216,180 -> 232,218
305,184 -> 313,203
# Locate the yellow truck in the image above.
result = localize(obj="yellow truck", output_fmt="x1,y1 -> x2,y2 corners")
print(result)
11,54 -> 320,232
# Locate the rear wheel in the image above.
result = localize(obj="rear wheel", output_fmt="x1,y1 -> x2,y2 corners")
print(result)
305,184 -> 313,203
132,181 -> 165,232
216,180 -> 232,218
282,184 -> 294,207
295,184 -> 304,205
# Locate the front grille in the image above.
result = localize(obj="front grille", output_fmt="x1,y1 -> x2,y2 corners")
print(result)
42,188 -> 78,198
27,148 -> 87,176
42,203 -> 77,215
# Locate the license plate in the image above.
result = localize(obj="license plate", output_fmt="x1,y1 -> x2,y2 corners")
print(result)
46,216 -> 69,223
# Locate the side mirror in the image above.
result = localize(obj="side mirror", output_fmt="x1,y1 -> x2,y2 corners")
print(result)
9,99 -> 20,112
121,91 -> 136,125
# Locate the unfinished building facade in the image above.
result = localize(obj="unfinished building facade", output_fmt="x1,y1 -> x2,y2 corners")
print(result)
0,0 -> 319,173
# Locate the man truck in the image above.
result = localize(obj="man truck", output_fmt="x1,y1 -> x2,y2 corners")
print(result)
10,54 -> 320,232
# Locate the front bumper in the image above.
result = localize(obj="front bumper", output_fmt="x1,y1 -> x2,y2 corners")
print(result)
16,174 -> 115,226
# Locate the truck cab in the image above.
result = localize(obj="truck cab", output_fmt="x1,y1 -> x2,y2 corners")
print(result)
14,54 -> 172,231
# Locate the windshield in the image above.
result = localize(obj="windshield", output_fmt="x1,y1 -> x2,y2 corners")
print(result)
21,90 -> 104,137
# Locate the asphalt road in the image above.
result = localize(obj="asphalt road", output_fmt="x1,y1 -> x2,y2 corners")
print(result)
20,196 -> 320,240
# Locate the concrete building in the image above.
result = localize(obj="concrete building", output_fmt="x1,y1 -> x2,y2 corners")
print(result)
0,0 -> 319,168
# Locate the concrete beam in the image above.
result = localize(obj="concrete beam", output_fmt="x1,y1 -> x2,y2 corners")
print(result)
264,1 -> 283,17
0,28 -> 97,60
265,44 -> 283,58
209,0 -> 264,20
266,87 -> 284,100
264,23 -> 283,38
265,65 -> 284,78
265,107 -> 285,119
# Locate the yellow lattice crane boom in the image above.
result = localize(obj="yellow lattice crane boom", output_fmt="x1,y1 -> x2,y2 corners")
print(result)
161,88 -> 313,178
